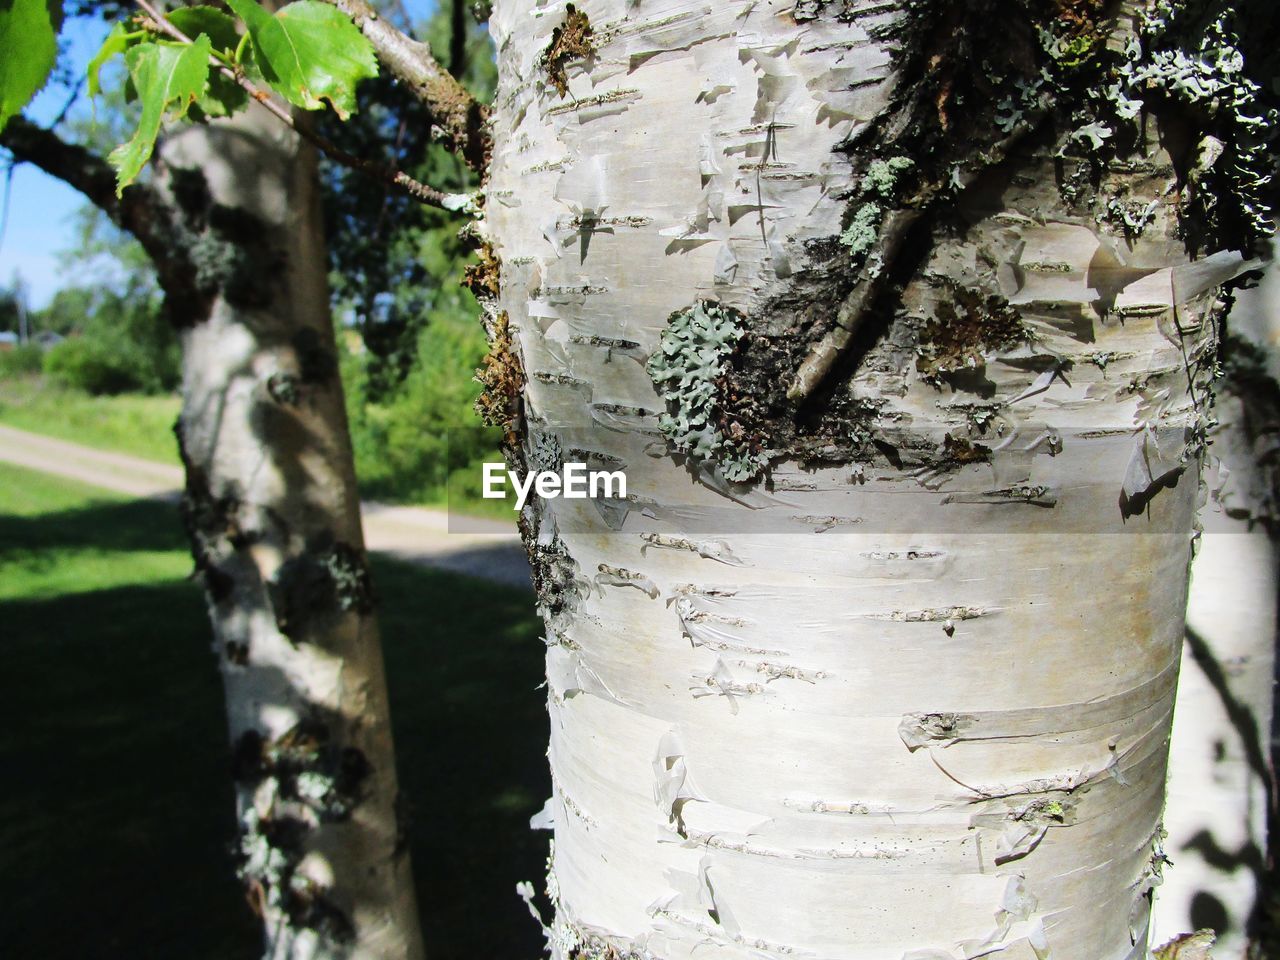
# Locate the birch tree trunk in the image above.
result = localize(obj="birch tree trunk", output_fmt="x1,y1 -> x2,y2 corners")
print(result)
160,105 -> 424,960
1153,274 -> 1280,956
481,1 -> 1263,957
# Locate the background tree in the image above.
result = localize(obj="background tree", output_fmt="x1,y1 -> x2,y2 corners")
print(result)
0,0 -> 475,953
1156,279 -> 1280,957
320,7 -> 502,506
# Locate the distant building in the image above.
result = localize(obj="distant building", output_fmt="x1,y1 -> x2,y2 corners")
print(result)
0,331 -> 17,351
34,331 -> 64,349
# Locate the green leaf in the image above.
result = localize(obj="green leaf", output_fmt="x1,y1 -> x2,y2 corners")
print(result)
108,37 -> 212,196
166,6 -> 240,56
0,0 -> 60,131
224,0 -> 376,119
87,22 -> 132,100
167,7 -> 249,119
191,69 -> 249,119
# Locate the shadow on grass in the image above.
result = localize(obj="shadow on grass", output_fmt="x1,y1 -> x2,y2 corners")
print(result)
1,498 -> 549,959
0,579 -> 259,960
0,497 -> 191,557
374,556 -> 549,959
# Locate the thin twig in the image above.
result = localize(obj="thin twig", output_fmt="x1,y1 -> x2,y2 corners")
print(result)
50,76 -> 87,129
132,0 -> 463,210
315,0 -> 490,172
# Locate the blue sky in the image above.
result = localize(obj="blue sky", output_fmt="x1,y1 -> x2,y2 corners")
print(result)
2,1 -> 438,308
3,17 -> 110,307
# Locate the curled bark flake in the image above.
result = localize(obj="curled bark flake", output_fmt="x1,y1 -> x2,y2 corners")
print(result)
942,484 -> 1059,506
1152,930 -> 1216,960
899,711 -> 979,750
594,564 -> 660,599
640,533 -> 745,566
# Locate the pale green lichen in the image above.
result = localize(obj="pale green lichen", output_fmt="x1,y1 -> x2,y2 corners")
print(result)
995,73 -> 1048,134
840,157 -> 915,267
647,301 -> 766,482
839,204 -> 883,261
1103,194 -> 1160,239
863,156 -> 915,198
1122,0 -> 1276,245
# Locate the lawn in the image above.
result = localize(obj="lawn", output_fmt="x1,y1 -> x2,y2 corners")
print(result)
0,377 -> 515,517
0,377 -> 182,465
0,462 -> 549,959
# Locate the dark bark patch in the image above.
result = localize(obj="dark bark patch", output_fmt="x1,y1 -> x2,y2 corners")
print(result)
462,239 -> 502,299
292,327 -> 339,385
941,434 -> 992,465
270,541 -> 375,639
567,937 -> 647,960
916,281 -> 1029,386
174,420 -> 241,603
475,311 -> 525,444
166,166 -> 281,312
267,372 -> 301,405
541,4 -> 594,98
232,730 -> 267,782
235,717 -> 372,822
285,886 -> 356,944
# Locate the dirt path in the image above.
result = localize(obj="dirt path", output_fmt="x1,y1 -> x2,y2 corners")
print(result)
0,423 -> 531,589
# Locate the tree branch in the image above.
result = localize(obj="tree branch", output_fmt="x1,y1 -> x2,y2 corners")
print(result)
315,0 -> 491,172
133,0 -> 472,210
0,116 -> 202,315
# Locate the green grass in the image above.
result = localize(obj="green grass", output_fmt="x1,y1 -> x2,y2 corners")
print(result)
0,462 -> 548,959
0,377 -> 511,518
0,377 -> 181,465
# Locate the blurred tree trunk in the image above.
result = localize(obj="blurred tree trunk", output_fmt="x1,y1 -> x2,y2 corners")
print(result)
482,2 -> 1258,957
159,107 -> 424,960
0,88 -> 424,960
1154,275 -> 1280,957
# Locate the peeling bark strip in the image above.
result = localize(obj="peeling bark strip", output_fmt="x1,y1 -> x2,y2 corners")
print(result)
485,0 -> 1256,957
164,107 -> 422,959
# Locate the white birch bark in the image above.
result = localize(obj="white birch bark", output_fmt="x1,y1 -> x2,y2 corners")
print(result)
160,106 -> 424,960
483,2 -> 1248,958
1153,271 -> 1280,957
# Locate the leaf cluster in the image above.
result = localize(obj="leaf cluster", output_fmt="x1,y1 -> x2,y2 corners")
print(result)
2,0 -> 381,194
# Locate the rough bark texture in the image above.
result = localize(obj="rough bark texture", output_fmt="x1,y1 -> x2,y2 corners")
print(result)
483,1 -> 1255,957
160,108 -> 423,960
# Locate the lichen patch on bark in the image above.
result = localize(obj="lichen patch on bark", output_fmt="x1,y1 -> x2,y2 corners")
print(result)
462,239 -> 503,299
647,300 -> 768,482
541,4 -> 594,98
915,282 -> 1030,386
475,310 -> 525,443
